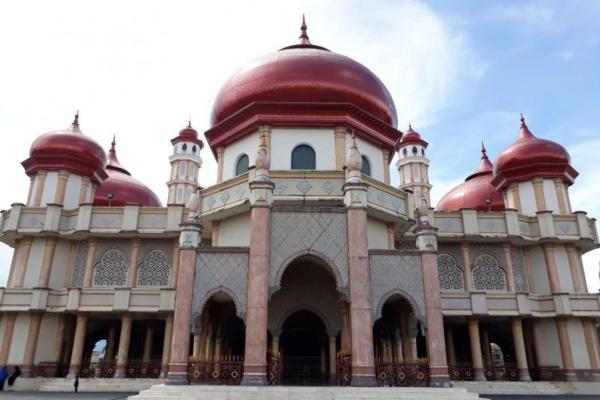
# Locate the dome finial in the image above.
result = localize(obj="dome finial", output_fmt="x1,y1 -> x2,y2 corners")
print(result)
518,113 -> 534,139
72,110 -> 80,128
111,134 -> 116,147
188,116 -> 192,128
299,14 -> 311,44
408,122 -> 412,131
481,141 -> 487,158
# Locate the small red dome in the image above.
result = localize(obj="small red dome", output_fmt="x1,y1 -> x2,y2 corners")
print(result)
210,19 -> 397,127
93,139 -> 162,207
171,120 -> 204,148
397,124 -> 428,148
492,115 -> 578,190
22,113 -> 108,184
436,144 -> 505,212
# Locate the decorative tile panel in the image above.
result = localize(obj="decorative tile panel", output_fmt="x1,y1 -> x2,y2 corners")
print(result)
511,247 -> 529,293
70,242 -> 88,288
437,253 -> 464,290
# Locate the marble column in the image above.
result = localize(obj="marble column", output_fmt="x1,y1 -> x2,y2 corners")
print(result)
502,244 -> 515,292
67,313 -> 88,377
105,324 -> 117,361
0,313 -> 16,365
12,238 -> 33,288
114,314 -> 133,378
38,237 -> 58,287
340,301 -> 352,353
52,315 -> 66,364
566,245 -> 587,293
394,328 -> 404,363
468,319 -> 486,381
167,218 -> 202,384
511,319 -> 531,381
192,333 -> 202,358
532,319 -> 545,367
542,244 -> 560,293
54,170 -> 70,205
161,316 -> 173,378
327,332 -> 337,384
460,242 -> 473,291
445,327 -> 456,366
127,239 -> 142,287
556,318 -> 576,381
82,239 -> 98,288
143,322 -> 155,363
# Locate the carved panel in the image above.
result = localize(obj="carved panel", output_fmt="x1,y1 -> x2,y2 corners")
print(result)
70,242 -> 88,288
370,254 -> 425,320
270,210 -> 348,290
473,253 -> 506,291
137,241 -> 173,287
92,249 -> 128,287
511,247 -> 529,293
193,251 -> 249,320
437,253 -> 464,290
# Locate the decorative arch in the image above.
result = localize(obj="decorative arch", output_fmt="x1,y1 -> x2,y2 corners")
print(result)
437,252 -> 464,290
276,305 -> 332,332
234,153 -> 249,176
194,286 -> 245,322
93,248 -> 128,287
137,249 -> 171,287
291,144 -> 316,170
374,289 -> 424,322
473,252 -> 506,291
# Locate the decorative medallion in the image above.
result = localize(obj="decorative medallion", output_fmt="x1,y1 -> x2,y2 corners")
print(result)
296,180 -> 312,194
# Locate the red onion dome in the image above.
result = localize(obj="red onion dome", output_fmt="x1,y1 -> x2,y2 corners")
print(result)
397,124 -> 428,148
210,17 -> 397,128
492,115 -> 578,190
436,143 -> 505,212
171,120 -> 204,148
93,138 -> 162,207
22,113 -> 108,184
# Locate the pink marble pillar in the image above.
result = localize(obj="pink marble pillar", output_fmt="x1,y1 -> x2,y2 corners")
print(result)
242,202 -> 271,385
167,218 -> 202,385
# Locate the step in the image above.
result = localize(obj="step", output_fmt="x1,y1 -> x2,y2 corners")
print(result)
452,380 -> 564,395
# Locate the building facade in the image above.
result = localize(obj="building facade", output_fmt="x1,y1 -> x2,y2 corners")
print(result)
0,20 -> 599,387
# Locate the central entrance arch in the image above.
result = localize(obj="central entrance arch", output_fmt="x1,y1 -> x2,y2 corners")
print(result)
281,310 -> 328,385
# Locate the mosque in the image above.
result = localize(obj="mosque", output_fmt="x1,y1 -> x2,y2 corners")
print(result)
0,18 -> 598,389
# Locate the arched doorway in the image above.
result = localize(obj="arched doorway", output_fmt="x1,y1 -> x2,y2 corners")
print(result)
281,310 -> 329,385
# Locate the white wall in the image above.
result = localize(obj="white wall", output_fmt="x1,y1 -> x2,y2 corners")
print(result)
345,133 -> 385,181
49,240 -> 71,289
23,238 -> 44,288
518,181 -> 536,216
7,313 -> 29,364
222,131 -> 259,181
367,217 -> 389,249
63,174 -> 81,209
554,245 -> 574,293
271,127 -> 335,170
529,246 -> 550,293
40,171 -> 58,206
34,313 -> 59,363
568,319 -> 591,369
543,179 -> 559,213
539,319 -> 562,367
217,213 -> 251,247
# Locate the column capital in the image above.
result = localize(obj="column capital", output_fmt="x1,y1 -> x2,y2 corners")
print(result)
178,218 -> 204,249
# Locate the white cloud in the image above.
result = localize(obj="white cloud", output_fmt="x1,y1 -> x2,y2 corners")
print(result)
484,2 -> 561,35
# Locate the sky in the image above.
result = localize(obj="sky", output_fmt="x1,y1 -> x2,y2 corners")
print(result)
0,0 -> 598,291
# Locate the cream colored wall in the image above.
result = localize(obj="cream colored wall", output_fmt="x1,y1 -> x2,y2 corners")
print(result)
539,318 -> 563,367
34,313 -> 59,363
222,131 -> 259,180
554,245 -> 574,293
63,174 -> 81,209
40,171 -> 58,206
567,319 -> 590,369
367,217 -> 389,249
49,240 -> 71,289
543,179 -> 559,213
518,181 -> 536,216
217,213 -> 251,247
345,133 -> 385,181
23,239 -> 44,288
271,127 -> 335,170
28,175 -> 41,206
529,246 -> 550,293
7,313 -> 29,365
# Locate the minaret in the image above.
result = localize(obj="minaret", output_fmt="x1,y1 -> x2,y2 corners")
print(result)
167,120 -> 203,205
396,124 -> 431,215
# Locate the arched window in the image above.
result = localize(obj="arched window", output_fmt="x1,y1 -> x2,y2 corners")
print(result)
412,146 -> 418,155
291,144 -> 316,170
361,155 -> 371,176
437,253 -> 464,290
192,145 -> 197,154
182,143 -> 188,152
402,148 -> 408,157
93,249 -> 128,287
473,253 -> 506,291
137,249 -> 171,287
235,154 -> 249,175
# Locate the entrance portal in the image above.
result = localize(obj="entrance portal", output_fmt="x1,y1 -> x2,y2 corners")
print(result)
281,310 -> 329,385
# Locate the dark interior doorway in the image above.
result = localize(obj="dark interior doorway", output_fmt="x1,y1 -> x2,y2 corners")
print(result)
281,310 -> 328,385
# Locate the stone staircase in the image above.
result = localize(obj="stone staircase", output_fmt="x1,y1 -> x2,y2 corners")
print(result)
31,378 -> 163,392
130,385 -> 486,400
453,380 -> 566,395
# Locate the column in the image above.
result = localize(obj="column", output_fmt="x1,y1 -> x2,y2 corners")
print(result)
556,318 -> 576,381
78,177 -> 91,204
542,244 -> 560,293
502,243 -> 515,292
386,223 -> 395,250
409,334 -> 418,362
32,171 -> 47,206
566,245 -> 587,293
241,180 -> 273,385
167,218 -> 202,384
511,319 -> 531,381
327,331 -> 337,384
553,179 -> 568,214
82,239 -> 98,287
54,170 -> 70,205
445,327 -> 456,366
67,313 -> 88,377
52,315 -> 66,364
170,240 -> 180,287
105,324 -> 117,361
460,242 -> 473,291
394,328 -> 404,363
340,301 -> 352,353
192,333 -> 202,358
532,178 -> 547,211
161,316 -> 173,378
382,150 -> 391,185
532,319 -> 545,367
114,314 -> 133,378
127,239 -> 142,287
22,313 -> 43,377
204,327 -> 214,361
211,221 -> 220,246
583,319 -> 600,379
468,319 -> 486,381
38,237 -> 58,287
143,322 -> 155,363
6,239 -> 20,288
11,238 -> 33,288
0,313 -> 17,365
213,335 -> 222,363
270,329 -> 281,354
508,183 -> 522,212
216,147 -> 225,183
334,126 -> 347,170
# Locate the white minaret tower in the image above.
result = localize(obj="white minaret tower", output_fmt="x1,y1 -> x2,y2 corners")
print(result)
396,124 -> 432,214
167,120 -> 203,205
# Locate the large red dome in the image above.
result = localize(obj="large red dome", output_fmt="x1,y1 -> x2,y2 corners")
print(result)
436,145 -> 505,212
22,114 -> 108,184
492,115 -> 578,190
210,22 -> 397,128
94,139 -> 161,207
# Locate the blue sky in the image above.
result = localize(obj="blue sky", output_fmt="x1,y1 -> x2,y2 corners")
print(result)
0,0 -> 598,289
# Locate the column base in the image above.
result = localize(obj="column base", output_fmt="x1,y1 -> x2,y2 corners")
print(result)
428,367 -> 451,387
113,368 -> 127,379
66,366 -> 79,379
518,369 -> 532,381
350,374 -> 377,387
563,369 -> 577,382
473,368 -> 486,381
20,365 -> 33,378
166,362 -> 189,385
241,373 -> 268,385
